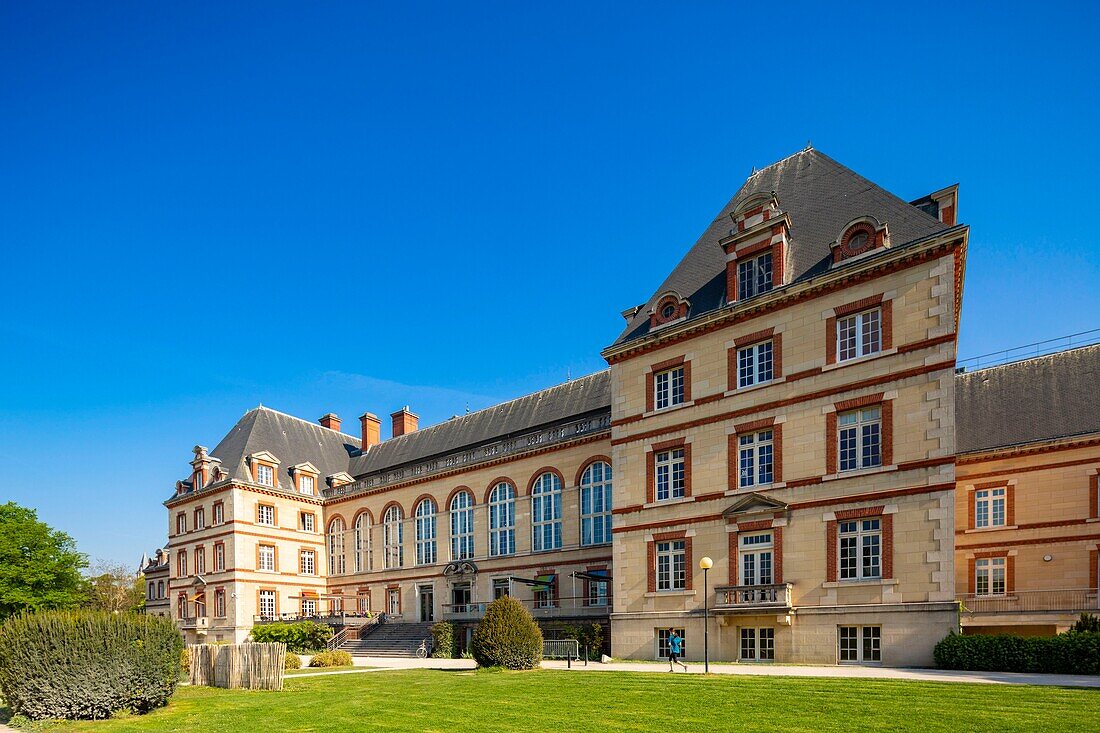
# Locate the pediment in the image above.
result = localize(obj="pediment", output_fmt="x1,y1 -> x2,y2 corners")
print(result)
291,461 -> 320,475
722,492 -> 789,519
248,450 -> 280,466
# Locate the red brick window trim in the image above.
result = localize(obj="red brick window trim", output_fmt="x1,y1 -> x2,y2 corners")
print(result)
826,294 -> 893,365
645,356 -> 691,413
826,506 -> 892,582
1090,473 -> 1099,519
725,227 -> 787,304
1090,545 -> 1099,590
650,294 -> 689,329
728,329 -> 783,391
646,439 -> 691,503
825,396 -> 892,475
970,481 -> 1014,529
833,221 -> 887,263
728,420 -> 782,490
647,532 -> 692,592
968,552 -> 1014,595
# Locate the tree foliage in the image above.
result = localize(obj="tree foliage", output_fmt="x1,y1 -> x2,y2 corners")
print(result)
83,560 -> 146,614
471,596 -> 543,669
249,621 -> 333,652
0,502 -> 87,619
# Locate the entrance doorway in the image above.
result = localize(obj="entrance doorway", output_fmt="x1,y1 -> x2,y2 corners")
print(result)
451,582 -> 472,613
418,585 -> 434,622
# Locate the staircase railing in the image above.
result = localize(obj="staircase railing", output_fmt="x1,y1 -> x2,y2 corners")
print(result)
326,628 -> 348,651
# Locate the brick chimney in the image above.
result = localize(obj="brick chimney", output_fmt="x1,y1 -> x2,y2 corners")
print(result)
319,413 -> 341,432
391,406 -> 419,438
359,412 -> 381,450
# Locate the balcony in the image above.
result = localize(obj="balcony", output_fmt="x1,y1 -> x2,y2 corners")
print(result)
442,596 -> 612,622
179,616 -> 209,630
960,588 -> 1099,615
252,612 -> 376,627
714,583 -> 793,611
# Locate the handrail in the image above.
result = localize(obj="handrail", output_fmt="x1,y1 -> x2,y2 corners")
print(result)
959,588 -> 1099,613
327,628 -> 348,651
956,329 -> 1100,372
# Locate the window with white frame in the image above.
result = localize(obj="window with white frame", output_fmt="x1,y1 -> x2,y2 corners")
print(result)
255,463 -> 274,487
656,628 -> 686,658
195,508 -> 205,530
301,512 -> 315,533
974,487 -> 1006,528
214,543 -> 225,572
177,552 -> 187,577
258,590 -> 276,618
214,589 -> 226,618
656,540 -> 687,591
838,626 -> 881,663
328,517 -> 346,574
737,340 -> 774,388
176,513 -> 186,534
737,251 -> 773,301
212,503 -> 224,525
300,549 -> 315,575
354,513 -> 371,572
838,406 -> 882,472
195,547 -> 205,574
837,308 -> 882,362
838,518 -> 881,581
975,557 -> 1007,596
654,448 -> 686,501
739,627 -> 775,661
587,569 -> 610,606
257,504 -> 275,526
384,505 -> 404,569
387,587 -> 400,615
450,491 -> 474,560
738,430 -> 774,488
580,461 -> 613,546
489,482 -> 516,557
415,499 -> 437,565
532,472 -> 563,551
654,366 -> 685,410
739,532 -> 774,586
534,577 -> 556,609
299,474 -> 315,495
258,544 -> 275,572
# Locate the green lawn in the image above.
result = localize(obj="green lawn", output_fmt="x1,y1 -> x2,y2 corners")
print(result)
12,669 -> 1100,733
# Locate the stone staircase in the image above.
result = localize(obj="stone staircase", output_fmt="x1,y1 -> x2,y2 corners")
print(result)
340,621 -> 435,658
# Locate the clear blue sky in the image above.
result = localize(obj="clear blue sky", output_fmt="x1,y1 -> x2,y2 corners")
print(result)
2,2 -> 1098,567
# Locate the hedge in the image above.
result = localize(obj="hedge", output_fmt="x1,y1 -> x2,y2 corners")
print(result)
431,621 -> 459,658
249,621 -> 332,652
471,596 -> 542,670
0,610 -> 184,720
284,652 -> 302,670
934,631 -> 1100,675
308,650 -> 352,667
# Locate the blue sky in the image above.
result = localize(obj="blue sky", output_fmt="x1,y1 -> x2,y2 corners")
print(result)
1,2 -> 1098,566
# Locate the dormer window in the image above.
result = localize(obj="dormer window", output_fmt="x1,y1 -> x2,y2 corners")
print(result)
661,303 -> 676,319
649,292 -> 689,329
832,219 -> 889,264
290,462 -> 320,496
737,252 -> 773,301
256,464 -> 274,487
299,475 -> 315,495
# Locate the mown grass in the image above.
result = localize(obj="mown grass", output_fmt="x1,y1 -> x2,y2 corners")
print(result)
15,669 -> 1100,733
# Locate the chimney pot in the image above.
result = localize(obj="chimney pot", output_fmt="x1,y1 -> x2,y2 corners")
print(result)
390,406 -> 419,437
319,413 -> 341,432
359,412 -> 381,450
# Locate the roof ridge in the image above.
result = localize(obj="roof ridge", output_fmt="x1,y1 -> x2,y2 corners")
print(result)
957,342 -> 1100,376
746,145 -> 812,180
251,405 -> 362,443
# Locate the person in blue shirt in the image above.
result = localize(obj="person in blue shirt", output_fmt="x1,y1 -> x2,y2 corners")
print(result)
667,629 -> 688,672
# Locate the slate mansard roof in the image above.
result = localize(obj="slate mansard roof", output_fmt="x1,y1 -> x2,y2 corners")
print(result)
955,344 -> 1100,454
612,147 -> 953,347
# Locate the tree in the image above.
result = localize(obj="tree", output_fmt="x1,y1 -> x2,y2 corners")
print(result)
83,561 -> 146,614
0,502 -> 87,619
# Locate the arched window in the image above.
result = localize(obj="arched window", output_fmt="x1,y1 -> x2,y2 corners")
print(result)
580,460 -> 613,546
384,505 -> 404,569
328,518 -> 347,575
488,482 -> 516,556
354,513 -> 371,573
531,472 -> 563,552
450,491 -> 474,560
415,498 -> 437,565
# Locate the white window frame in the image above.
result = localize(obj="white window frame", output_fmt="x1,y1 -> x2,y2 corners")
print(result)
654,448 -> 685,501
531,472 -> 563,552
255,463 -> 274,487
301,512 -> 315,533
299,475 -> 315,495
176,514 -> 186,534
258,590 -> 276,618
580,461 -> 613,546
214,589 -> 226,618
738,430 -> 774,489
354,513 -> 371,572
258,544 -> 275,572
300,549 -> 315,576
214,543 -> 225,572
387,588 -> 400,616
587,570 -> 610,607
328,518 -> 346,575
195,508 -> 205,530
838,518 -> 882,581
739,532 -> 774,586
195,547 -> 205,574
212,503 -> 224,525
836,308 -> 882,362
257,504 -> 275,526
737,340 -> 774,388
837,406 -> 882,472
737,251 -> 773,301
450,491 -> 475,561
739,627 -> 775,661
384,506 -> 404,569
975,487 -> 1006,528
655,540 -> 686,592
488,483 -> 516,557
975,557 -> 1007,596
415,499 -> 437,566
838,625 -> 881,664
654,366 -> 685,410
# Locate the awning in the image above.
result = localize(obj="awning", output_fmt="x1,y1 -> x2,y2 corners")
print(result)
301,591 -> 319,599
571,570 -> 610,583
188,591 -> 205,602
510,574 -> 556,589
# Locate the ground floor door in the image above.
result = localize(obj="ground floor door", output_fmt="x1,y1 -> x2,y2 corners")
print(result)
419,585 -> 434,623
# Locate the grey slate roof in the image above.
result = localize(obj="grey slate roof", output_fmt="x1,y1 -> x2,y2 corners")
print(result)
348,371 -> 612,478
955,345 -> 1100,454
208,406 -> 361,489
612,147 -> 950,346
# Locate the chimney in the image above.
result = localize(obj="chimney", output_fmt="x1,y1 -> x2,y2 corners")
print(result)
359,412 -> 381,450
319,413 -> 341,432
391,406 -> 419,437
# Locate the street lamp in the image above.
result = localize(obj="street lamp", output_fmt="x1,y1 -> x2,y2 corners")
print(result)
699,556 -> 713,674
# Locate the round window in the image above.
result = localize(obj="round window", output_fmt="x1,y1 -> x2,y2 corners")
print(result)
847,231 -> 869,251
661,303 -> 676,319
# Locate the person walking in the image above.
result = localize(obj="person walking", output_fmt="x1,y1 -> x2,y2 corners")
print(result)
667,629 -> 688,672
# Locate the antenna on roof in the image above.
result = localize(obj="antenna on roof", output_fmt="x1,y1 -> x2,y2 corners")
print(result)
465,402 -> 470,414
805,139 -> 813,149
566,367 -> 571,383
750,165 -> 757,175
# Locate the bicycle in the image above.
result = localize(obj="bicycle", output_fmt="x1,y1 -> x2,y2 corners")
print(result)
415,639 -> 431,658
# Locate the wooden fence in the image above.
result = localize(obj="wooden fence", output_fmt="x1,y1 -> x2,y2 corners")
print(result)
188,642 -> 286,690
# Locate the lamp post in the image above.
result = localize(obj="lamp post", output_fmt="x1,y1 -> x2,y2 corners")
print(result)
699,556 -> 713,674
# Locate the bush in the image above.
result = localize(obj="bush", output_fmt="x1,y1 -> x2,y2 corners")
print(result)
180,647 -> 190,677
551,622 -> 604,660
934,631 -> 1100,675
430,621 -> 459,658
0,610 -> 184,721
284,652 -> 302,670
249,621 -> 332,652
308,650 -> 352,667
1072,613 -> 1100,633
471,596 -> 542,670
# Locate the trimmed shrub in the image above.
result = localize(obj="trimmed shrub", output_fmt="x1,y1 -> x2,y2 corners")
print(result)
284,652 -> 302,670
471,596 -> 542,670
308,650 -> 353,667
180,647 -> 191,677
249,621 -> 332,652
0,610 -> 184,721
430,621 -> 459,658
1073,613 -> 1100,633
934,631 -> 1100,675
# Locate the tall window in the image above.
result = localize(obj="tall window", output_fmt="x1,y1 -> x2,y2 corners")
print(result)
654,448 -> 686,501
415,499 -> 437,565
177,595 -> 187,620
975,488 -> 1006,528
656,540 -> 686,591
194,508 -> 205,530
739,532 -> 774,586
194,547 -> 205,574
257,504 -> 275,526
838,407 -> 881,472
587,569 -> 609,607
255,463 -> 274,487
300,549 -> 315,575
488,483 -> 516,556
354,513 -> 371,572
738,430 -> 774,488
177,552 -> 187,577
148,582 -> 155,600
214,589 -> 226,618
299,475 -> 315,495
258,544 -> 275,572
531,472 -> 563,552
214,543 -> 225,572
654,366 -> 685,410
157,580 -> 164,598
580,461 -> 613,546
176,513 -> 186,534
300,512 -> 316,533
258,590 -> 276,618
450,491 -> 474,560
838,519 -> 881,581
737,340 -> 774,388
975,557 -> 1007,596
740,628 -> 775,661
737,251 -> 773,300
838,626 -> 881,663
384,505 -> 404,569
837,308 -> 882,362
328,518 -> 346,575
212,503 -> 224,525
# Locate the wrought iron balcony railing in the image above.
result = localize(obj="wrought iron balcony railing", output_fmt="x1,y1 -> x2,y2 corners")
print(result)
960,588 -> 1099,614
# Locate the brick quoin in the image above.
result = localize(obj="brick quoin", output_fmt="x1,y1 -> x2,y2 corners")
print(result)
825,520 -> 838,582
